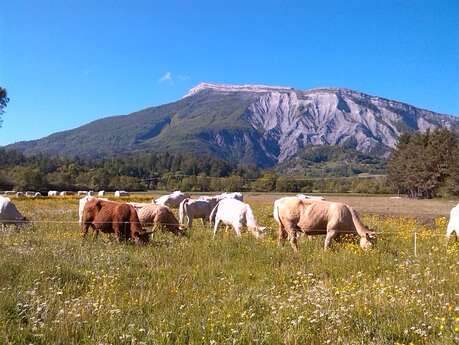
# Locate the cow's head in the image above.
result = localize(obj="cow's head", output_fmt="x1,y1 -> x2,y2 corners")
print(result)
360,232 -> 376,250
135,231 -> 153,245
178,225 -> 188,237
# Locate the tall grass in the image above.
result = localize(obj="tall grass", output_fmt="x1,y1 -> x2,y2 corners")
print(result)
0,198 -> 457,344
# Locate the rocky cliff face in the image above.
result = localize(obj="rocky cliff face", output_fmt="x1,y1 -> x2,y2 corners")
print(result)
224,84 -> 456,160
7,82 -> 459,167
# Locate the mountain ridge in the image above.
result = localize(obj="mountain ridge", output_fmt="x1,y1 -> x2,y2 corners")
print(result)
6,82 -> 459,168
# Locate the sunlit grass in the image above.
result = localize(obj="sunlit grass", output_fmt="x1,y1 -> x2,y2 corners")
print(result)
0,198 -> 457,344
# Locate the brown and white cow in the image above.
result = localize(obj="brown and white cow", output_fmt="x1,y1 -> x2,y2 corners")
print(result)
273,197 -> 375,251
81,199 -> 151,244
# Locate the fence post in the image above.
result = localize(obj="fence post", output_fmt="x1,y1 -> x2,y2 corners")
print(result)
414,232 -> 417,257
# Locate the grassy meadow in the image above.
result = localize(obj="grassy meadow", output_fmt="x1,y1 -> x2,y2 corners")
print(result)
0,195 -> 458,345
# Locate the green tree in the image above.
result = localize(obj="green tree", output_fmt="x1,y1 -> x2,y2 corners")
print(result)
0,87 -> 9,127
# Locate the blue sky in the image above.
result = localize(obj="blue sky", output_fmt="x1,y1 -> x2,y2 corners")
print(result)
1,0 -> 458,145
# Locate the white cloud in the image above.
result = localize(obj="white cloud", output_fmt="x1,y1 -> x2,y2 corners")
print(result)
158,72 -> 173,84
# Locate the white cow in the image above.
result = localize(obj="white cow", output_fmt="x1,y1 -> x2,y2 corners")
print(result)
48,191 -> 58,197
77,191 -> 88,196
296,194 -> 325,201
114,191 -> 129,197
78,196 -> 109,224
179,198 -> 215,228
98,191 -> 106,196
0,196 -> 27,228
217,192 -> 243,201
447,204 -> 459,241
4,191 -> 16,195
155,191 -> 190,208
16,192 -> 25,197
209,198 -> 266,238
60,191 -> 74,196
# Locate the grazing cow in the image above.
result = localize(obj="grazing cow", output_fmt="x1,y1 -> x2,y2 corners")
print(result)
446,204 -> 459,241
98,191 -> 106,196
114,191 -> 129,197
79,196 -> 109,225
16,192 -> 25,198
210,198 -> 266,239
48,191 -> 58,197
4,191 -> 16,195
179,198 -> 215,228
296,194 -> 325,201
127,202 -> 151,210
217,192 -> 243,201
81,199 -> 151,244
137,204 -> 186,236
0,196 -> 27,228
273,197 -> 375,251
77,191 -> 88,196
155,191 -> 190,208
60,191 -> 74,196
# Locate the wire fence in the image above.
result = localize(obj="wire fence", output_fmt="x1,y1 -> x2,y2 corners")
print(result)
1,218 -> 455,258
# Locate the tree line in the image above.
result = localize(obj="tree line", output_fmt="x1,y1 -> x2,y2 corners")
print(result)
0,149 -> 390,194
387,128 -> 458,198
0,129 -> 457,197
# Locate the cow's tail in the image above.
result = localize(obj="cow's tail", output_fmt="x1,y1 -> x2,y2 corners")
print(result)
179,198 -> 189,225
209,201 -> 220,226
349,206 -> 374,238
273,200 -> 280,224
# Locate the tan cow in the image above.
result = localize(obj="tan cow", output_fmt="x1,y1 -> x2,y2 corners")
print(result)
137,204 -> 186,236
273,197 -> 375,251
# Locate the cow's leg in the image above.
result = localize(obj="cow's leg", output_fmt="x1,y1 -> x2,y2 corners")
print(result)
234,224 -> 242,237
277,223 -> 288,247
288,231 -> 299,252
93,226 -> 100,241
81,223 -> 91,239
188,217 -> 193,229
324,229 -> 338,250
113,222 -> 123,243
283,222 -> 300,252
213,219 -> 220,238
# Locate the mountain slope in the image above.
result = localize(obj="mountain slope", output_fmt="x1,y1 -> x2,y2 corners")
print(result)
7,83 -> 459,167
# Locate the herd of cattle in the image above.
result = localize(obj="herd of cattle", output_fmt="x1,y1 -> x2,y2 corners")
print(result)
0,191 -> 458,250
1,190 -> 131,198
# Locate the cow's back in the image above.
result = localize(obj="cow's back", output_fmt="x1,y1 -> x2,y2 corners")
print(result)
215,198 -> 246,224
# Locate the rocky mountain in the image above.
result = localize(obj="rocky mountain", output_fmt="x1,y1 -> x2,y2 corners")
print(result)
6,83 -> 459,168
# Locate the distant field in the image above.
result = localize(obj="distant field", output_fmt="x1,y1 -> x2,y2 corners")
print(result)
0,195 -> 457,344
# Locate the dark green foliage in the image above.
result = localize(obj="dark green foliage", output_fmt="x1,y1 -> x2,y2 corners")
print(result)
276,145 -> 386,177
0,148 -> 392,194
0,150 -> 248,192
387,129 -> 458,198
0,86 -> 9,127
